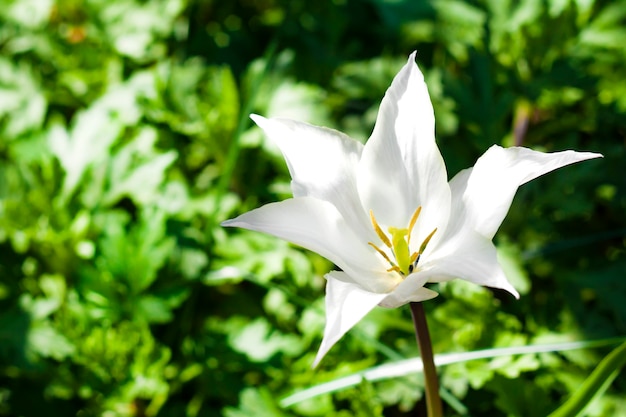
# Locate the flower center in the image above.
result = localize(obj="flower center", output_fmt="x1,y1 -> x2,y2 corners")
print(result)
368,206 -> 437,276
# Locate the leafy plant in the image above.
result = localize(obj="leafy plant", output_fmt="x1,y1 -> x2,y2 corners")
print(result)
0,0 -> 624,416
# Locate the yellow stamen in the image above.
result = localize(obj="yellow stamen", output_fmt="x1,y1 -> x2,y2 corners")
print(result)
418,228 -> 438,254
368,242 -> 395,266
369,210 -> 391,248
387,265 -> 403,274
369,242 -> 402,274
406,206 -> 422,246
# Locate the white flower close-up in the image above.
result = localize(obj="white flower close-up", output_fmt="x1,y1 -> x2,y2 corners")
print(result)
222,52 -> 602,366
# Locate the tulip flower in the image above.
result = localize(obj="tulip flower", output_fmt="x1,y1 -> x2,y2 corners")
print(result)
222,52 -> 602,367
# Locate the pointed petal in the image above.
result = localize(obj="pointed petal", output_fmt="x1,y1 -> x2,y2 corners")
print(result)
313,272 -> 388,367
251,115 -> 372,238
448,145 -> 602,239
378,273 -> 438,308
222,197 -> 395,292
422,228 -> 519,298
357,52 -> 450,242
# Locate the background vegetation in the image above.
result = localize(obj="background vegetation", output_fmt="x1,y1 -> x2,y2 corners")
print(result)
0,0 -> 625,415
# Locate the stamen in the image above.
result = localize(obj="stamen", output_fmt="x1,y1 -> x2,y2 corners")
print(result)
368,242 -> 395,266
369,242 -> 406,276
369,210 -> 391,248
406,206 -> 422,246
412,254 -> 421,269
388,266 -> 402,274
418,228 -> 438,254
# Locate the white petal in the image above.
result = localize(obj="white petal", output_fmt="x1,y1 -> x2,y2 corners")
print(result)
251,115 -> 372,239
378,273 -> 439,308
449,145 -> 602,239
222,197 -> 395,292
422,228 -> 519,298
357,52 -> 451,242
313,272 -> 388,367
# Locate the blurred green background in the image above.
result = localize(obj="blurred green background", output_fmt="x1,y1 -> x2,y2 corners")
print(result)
0,0 -> 625,416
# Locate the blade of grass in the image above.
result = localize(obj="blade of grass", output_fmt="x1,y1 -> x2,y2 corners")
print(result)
280,337 -> 626,408
547,340 -> 626,417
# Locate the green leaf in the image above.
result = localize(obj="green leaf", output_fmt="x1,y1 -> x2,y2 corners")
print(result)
103,126 -> 177,206
0,0 -> 53,28
280,338 -> 626,408
214,232 -> 307,284
0,58 -> 46,137
90,0 -> 185,61
432,0 -> 487,60
97,207 -> 175,294
489,375 -> 554,416
49,74 -> 152,200
135,295 -> 173,324
223,387 -> 288,417
229,317 -> 304,362
27,323 -> 75,360
497,241 -> 531,295
548,341 -> 626,417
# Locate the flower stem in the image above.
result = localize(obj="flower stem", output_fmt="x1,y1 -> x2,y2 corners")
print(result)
410,302 -> 443,417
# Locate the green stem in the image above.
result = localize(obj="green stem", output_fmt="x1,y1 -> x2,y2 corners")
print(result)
410,302 -> 443,417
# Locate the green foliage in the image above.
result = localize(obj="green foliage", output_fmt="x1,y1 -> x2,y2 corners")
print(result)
0,0 -> 625,416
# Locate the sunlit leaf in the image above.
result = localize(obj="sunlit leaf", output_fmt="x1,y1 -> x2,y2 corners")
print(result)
229,317 -> 304,362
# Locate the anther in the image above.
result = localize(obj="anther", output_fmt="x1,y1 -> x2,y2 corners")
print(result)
369,210 -> 391,248
407,206 -> 422,246
368,242 -> 395,266
418,228 -> 438,254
